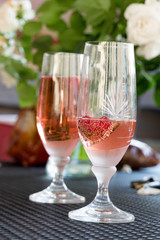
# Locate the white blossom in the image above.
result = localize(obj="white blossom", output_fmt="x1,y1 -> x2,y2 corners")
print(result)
124,0 -> 160,59
0,0 -> 35,34
137,39 -> 160,60
11,0 -> 35,22
0,3 -> 19,33
0,37 -> 15,56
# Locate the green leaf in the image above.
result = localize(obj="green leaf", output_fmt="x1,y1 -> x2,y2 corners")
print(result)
92,17 -> 113,36
154,87 -> 160,107
58,28 -> 85,51
20,35 -> 32,48
0,55 -> 9,64
12,60 -> 37,80
0,55 -> 20,80
143,56 -> 160,71
36,0 -> 54,14
23,47 -> 33,62
154,72 -> 160,107
23,21 -> 42,36
75,0 -> 110,26
33,50 -> 44,70
153,72 -> 160,83
137,70 -> 154,96
70,11 -> 86,32
98,0 -> 111,11
18,66 -> 38,81
4,62 -> 20,80
4,58 -> 37,81
16,82 -> 37,108
19,35 -> 32,60
50,43 -> 62,53
55,0 -> 75,11
37,0 -> 75,17
37,1 -> 61,25
39,12 -> 60,26
47,19 -> 67,32
32,35 -> 53,50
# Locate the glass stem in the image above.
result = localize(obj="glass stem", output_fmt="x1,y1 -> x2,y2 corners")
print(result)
49,156 -> 70,187
95,184 -> 110,203
92,166 -> 116,205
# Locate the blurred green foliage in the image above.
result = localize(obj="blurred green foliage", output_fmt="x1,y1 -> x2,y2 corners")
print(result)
0,0 -> 159,107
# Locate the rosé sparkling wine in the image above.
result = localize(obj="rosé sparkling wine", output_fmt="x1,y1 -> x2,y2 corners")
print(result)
37,76 -> 79,157
68,41 -> 136,223
78,116 -> 136,167
29,52 -> 85,204
37,119 -> 79,157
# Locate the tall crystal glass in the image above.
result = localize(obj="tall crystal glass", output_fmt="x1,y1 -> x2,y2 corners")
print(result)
29,52 -> 85,204
69,41 -> 136,222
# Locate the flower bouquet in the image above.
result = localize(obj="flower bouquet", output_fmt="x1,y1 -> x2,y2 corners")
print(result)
0,0 -> 160,107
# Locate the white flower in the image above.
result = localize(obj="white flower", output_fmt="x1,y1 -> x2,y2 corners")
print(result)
124,0 -> 160,59
0,68 -> 17,88
0,0 -> 35,34
137,39 -> 160,60
124,1 -> 160,45
0,37 -> 15,56
11,0 -> 35,21
11,0 -> 33,10
0,3 -> 19,33
146,0 -> 160,11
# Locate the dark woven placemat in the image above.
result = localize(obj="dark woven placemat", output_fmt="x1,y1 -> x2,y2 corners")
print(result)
0,164 -> 160,240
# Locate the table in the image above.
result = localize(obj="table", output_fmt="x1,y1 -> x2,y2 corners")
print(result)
1,163 -> 160,240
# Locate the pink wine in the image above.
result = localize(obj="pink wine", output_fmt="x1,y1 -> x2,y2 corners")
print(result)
37,76 -> 79,157
78,116 -> 136,167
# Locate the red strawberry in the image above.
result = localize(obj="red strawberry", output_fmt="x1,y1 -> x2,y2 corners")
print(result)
78,116 -> 119,144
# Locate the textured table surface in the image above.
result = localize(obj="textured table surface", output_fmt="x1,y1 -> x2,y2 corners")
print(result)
0,163 -> 160,240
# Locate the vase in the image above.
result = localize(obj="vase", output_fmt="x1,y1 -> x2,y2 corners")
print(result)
0,115 -> 17,163
7,107 -> 48,166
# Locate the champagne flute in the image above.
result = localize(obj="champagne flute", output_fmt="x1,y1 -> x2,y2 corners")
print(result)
69,41 -> 136,222
29,52 -> 85,204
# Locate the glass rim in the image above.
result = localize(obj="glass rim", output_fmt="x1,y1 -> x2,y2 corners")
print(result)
85,41 -> 134,48
43,52 -> 83,57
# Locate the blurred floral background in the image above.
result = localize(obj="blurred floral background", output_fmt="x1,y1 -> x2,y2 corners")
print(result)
0,0 -> 160,108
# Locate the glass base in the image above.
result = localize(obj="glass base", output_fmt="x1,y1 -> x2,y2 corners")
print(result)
29,182 -> 85,204
68,201 -> 135,223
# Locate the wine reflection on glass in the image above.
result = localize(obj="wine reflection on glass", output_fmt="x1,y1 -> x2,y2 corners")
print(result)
29,52 -> 85,204
69,41 -> 136,222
